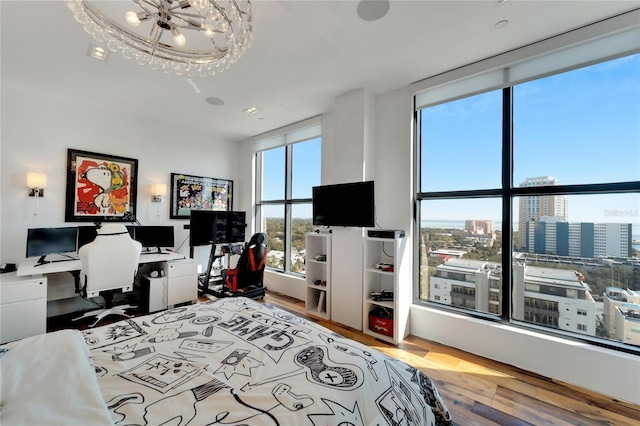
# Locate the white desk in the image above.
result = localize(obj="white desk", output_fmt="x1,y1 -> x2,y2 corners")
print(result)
12,251 -> 197,338
17,250 -> 185,277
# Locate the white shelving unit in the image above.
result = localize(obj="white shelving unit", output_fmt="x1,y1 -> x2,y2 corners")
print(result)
305,232 -> 331,319
362,236 -> 409,344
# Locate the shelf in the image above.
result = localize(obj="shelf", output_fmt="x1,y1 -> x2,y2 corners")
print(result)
363,328 -> 394,344
362,235 -> 409,345
365,267 -> 394,276
307,283 -> 328,289
365,298 -> 394,309
305,232 -> 331,319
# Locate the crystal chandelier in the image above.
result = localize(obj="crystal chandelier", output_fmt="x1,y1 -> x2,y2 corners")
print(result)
66,0 -> 254,77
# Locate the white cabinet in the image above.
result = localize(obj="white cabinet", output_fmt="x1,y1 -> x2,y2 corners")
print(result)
362,236 -> 410,345
305,232 -> 331,319
162,258 -> 197,306
0,272 -> 47,343
141,275 -> 167,313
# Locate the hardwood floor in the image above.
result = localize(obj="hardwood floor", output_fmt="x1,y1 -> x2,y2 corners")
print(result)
259,290 -> 640,426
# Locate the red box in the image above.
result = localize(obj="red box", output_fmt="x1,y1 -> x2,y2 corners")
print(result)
369,308 -> 394,337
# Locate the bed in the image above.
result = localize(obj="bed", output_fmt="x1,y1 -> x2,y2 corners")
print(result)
1,297 -> 451,425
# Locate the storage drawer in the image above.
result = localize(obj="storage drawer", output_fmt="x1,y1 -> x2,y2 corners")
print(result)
164,259 -> 197,278
0,278 -> 46,304
167,275 -> 198,306
1,298 -> 47,343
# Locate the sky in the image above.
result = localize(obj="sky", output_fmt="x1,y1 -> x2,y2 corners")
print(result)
420,53 -> 640,228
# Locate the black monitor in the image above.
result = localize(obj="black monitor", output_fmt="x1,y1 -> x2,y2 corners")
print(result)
134,225 -> 175,253
189,210 -> 246,246
229,211 -> 247,243
26,227 -> 78,265
190,210 -> 218,247
77,225 -> 98,250
77,225 -> 135,250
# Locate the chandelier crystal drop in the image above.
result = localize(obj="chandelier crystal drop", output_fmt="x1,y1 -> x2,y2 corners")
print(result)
66,0 -> 254,77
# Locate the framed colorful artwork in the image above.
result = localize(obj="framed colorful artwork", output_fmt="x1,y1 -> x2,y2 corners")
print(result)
65,149 -> 138,222
170,173 -> 233,219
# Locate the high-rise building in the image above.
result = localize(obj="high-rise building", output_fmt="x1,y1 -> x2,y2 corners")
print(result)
530,219 -> 632,258
518,176 -> 567,250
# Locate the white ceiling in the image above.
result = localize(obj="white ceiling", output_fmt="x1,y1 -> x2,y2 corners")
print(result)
2,1 -> 638,143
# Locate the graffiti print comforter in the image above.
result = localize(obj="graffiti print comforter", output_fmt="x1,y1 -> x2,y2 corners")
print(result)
84,297 -> 452,425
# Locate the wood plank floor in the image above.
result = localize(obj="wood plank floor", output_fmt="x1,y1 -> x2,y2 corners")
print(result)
258,290 -> 640,426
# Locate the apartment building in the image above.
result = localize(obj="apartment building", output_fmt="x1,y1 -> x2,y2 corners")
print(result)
431,258 -> 596,336
518,176 -> 568,250
603,287 -> 640,339
530,220 -> 632,258
429,258 -> 502,315
614,303 -> 640,346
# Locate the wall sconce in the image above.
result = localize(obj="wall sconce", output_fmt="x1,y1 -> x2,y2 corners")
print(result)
152,184 -> 166,203
27,172 -> 47,216
27,172 -> 47,197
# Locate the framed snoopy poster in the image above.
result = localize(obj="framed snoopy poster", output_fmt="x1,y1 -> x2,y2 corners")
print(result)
65,149 -> 138,222
170,173 -> 233,218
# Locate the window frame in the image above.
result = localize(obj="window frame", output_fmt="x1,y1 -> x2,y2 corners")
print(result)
413,11 -> 640,355
253,118 -> 321,275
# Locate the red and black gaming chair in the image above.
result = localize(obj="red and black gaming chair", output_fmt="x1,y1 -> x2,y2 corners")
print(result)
224,232 -> 268,294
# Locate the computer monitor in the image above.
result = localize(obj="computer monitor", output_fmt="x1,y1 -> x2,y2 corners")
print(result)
229,211 -> 247,243
134,225 -> 175,253
189,210 -> 218,247
189,211 -> 246,246
26,227 -> 78,265
77,225 -> 97,250
77,225 -> 135,250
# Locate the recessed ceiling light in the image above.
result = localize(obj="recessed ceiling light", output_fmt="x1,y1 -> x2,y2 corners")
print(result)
357,0 -> 390,22
205,97 -> 225,106
87,44 -> 109,61
243,106 -> 258,114
495,20 -> 509,30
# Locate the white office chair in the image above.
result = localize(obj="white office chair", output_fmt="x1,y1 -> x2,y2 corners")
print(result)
73,223 -> 142,327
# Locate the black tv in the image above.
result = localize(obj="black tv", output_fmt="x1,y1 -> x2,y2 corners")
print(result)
26,227 -> 78,265
189,211 -> 246,246
135,226 -> 175,253
312,181 -> 375,227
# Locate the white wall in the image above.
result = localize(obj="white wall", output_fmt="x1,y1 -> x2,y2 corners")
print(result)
0,83 -> 240,313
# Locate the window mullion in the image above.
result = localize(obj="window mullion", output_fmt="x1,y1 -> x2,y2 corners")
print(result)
501,87 -> 513,322
284,145 -> 293,271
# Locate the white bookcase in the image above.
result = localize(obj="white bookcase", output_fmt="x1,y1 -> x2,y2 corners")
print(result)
305,232 -> 331,319
362,236 -> 409,344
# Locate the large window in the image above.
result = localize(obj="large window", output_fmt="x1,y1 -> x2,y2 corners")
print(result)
255,120 -> 321,274
416,27 -> 639,352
